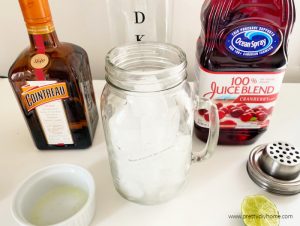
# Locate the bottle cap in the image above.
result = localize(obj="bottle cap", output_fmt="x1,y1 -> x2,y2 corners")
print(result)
19,0 -> 54,34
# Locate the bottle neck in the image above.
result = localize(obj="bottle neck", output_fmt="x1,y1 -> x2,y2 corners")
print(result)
28,30 -> 59,50
20,0 -> 57,50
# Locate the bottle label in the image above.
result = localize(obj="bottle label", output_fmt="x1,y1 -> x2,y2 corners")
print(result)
225,25 -> 281,58
21,82 -> 69,111
30,54 -> 49,69
21,81 -> 74,145
79,80 -> 98,139
195,67 -> 284,129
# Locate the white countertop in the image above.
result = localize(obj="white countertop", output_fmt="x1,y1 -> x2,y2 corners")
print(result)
0,79 -> 300,226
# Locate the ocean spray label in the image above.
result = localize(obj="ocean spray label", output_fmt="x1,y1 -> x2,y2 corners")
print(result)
195,67 -> 285,129
225,25 -> 281,58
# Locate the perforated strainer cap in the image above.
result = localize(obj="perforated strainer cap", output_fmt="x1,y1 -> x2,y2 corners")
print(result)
247,142 -> 300,195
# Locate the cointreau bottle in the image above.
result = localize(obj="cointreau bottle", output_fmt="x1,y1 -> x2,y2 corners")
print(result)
9,0 -> 99,150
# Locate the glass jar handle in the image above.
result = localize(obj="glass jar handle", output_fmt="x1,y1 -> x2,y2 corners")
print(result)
192,97 -> 220,162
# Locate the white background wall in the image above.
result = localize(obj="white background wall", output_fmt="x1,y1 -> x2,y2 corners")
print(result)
0,0 -> 299,82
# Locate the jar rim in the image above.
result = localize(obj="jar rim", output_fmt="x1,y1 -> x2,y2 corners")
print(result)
105,42 -> 187,92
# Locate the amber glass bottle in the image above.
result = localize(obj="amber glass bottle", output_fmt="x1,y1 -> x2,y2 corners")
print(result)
9,0 -> 99,150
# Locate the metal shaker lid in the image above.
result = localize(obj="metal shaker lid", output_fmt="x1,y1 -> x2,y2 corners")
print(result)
247,142 -> 300,196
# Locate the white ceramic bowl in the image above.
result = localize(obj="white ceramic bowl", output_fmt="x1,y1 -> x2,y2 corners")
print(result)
12,164 -> 96,226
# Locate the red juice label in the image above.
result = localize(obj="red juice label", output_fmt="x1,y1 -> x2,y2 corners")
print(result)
195,66 -> 284,129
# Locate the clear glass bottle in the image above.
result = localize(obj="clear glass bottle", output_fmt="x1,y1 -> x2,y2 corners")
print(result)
106,0 -> 174,45
9,0 -> 99,150
101,42 -> 219,204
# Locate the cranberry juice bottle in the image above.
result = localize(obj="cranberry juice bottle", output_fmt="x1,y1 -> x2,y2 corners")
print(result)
195,0 -> 295,145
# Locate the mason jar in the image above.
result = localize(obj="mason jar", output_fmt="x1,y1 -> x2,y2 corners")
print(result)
101,42 -> 219,205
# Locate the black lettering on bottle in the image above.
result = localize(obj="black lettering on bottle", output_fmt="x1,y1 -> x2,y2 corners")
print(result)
42,89 -> 47,97
25,94 -> 32,107
30,94 -> 37,104
37,91 -> 44,100
50,88 -> 55,97
46,89 -> 52,98
136,35 -> 145,42
55,87 -> 61,96
134,11 -> 145,24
